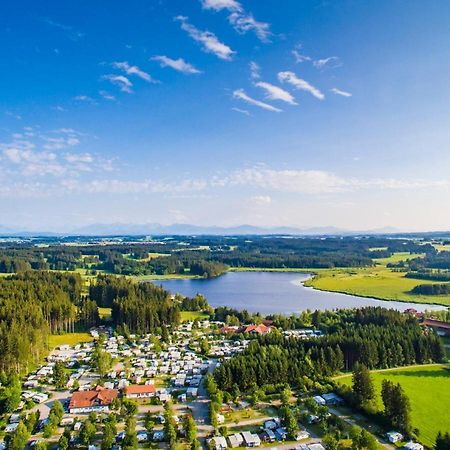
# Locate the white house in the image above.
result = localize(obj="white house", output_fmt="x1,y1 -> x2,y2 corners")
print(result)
241,431 -> 261,447
208,436 -> 228,450
387,431 -> 404,443
404,442 -> 424,450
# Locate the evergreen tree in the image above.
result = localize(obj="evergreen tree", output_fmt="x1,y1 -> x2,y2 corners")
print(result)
352,363 -> 375,407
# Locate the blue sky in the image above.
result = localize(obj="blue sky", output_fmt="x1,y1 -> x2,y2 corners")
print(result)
1,0 -> 450,231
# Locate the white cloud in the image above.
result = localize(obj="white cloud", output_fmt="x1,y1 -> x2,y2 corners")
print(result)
255,81 -> 297,105
112,61 -> 157,83
251,195 -> 272,205
292,46 -> 311,63
5,111 -> 22,120
331,87 -> 352,97
152,56 -> 201,74
228,12 -> 271,42
175,16 -> 235,61
62,178 -> 208,195
249,61 -> 260,79
313,56 -> 342,69
231,107 -> 251,116
227,166 -> 450,194
103,75 -> 133,93
278,71 -> 325,100
200,0 -> 271,42
64,153 -> 94,164
200,0 -> 241,11
233,89 -> 282,112
73,95 -> 97,104
99,90 -> 116,101
0,129 -> 112,180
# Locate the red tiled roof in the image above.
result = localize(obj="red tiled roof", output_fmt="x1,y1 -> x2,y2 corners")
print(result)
242,324 -> 272,334
124,384 -> 156,395
69,386 -> 118,409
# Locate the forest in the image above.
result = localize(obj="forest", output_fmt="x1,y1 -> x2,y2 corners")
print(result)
0,272 -> 204,374
0,235 -> 439,277
214,308 -> 444,393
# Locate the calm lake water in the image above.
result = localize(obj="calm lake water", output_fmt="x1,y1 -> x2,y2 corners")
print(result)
155,271 -> 446,315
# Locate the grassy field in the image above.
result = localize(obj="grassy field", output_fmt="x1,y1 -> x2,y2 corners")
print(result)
305,253 -> 450,307
336,364 -> 450,447
130,273 -> 199,282
48,332 -> 93,350
98,307 -> 112,319
179,311 -> 210,322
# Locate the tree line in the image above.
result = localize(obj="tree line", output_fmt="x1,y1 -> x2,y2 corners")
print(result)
214,308 -> 444,393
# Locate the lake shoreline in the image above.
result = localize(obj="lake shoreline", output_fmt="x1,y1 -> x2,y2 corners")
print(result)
155,271 -> 446,314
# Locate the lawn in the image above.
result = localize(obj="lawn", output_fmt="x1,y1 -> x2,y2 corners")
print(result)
98,307 -> 112,319
304,253 -> 450,307
48,332 -> 93,350
179,311 -> 210,322
336,364 -> 450,447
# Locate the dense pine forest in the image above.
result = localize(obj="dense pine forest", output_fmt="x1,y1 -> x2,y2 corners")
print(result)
0,272 -> 80,374
214,308 -> 444,393
0,272 -> 191,374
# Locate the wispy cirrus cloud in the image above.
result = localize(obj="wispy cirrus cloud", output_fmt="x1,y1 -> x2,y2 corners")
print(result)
231,107 -> 251,116
292,44 -> 312,63
278,71 -> 325,100
99,90 -> 116,101
152,56 -> 201,74
102,74 -> 133,93
249,61 -> 261,80
73,95 -> 97,104
41,17 -> 85,41
331,87 -> 352,97
175,16 -> 235,61
112,61 -> 158,83
255,81 -> 297,105
233,89 -> 282,113
313,56 -> 342,69
200,0 -> 272,42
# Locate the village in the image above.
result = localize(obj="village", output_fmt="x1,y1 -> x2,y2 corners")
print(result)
0,318 -> 428,450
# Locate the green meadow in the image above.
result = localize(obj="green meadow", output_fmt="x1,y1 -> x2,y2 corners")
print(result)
336,364 -> 450,447
305,252 -> 450,307
48,332 -> 93,350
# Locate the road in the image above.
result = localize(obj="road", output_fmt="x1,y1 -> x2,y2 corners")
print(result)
30,389 -> 71,421
183,358 -> 218,447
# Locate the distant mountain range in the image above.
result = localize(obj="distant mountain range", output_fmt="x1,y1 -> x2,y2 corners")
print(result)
0,222 -> 403,237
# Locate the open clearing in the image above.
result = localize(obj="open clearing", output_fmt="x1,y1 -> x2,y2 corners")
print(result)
180,311 -> 209,322
48,332 -> 93,350
336,364 -> 450,447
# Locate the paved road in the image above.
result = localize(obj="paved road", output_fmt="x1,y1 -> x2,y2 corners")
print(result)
30,389 -> 71,420
187,359 -> 217,446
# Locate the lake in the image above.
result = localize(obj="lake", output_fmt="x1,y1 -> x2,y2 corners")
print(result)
155,271 -> 446,315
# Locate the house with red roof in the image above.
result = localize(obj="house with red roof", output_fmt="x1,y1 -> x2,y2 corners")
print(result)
69,386 -> 118,413
124,384 -> 156,399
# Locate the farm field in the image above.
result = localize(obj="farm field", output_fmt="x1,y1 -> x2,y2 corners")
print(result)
305,252 -> 450,307
48,332 -> 93,350
336,364 -> 450,447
